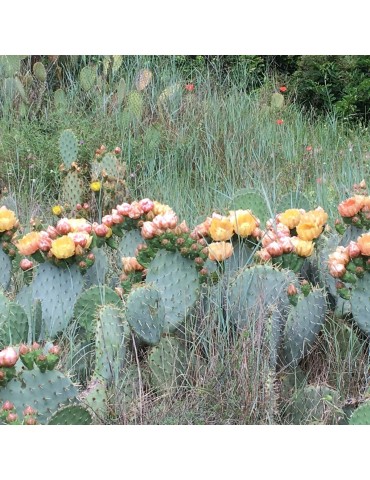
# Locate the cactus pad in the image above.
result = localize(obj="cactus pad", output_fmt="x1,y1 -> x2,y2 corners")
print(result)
79,65 -> 97,92
47,404 -> 93,425
32,62 -> 47,82
348,402 -> 370,425
350,274 -> 370,335
61,170 -> 84,208
135,69 -> 153,91
271,92 -> 284,109
59,129 -> 78,169
229,188 -> 270,225
0,249 -> 12,291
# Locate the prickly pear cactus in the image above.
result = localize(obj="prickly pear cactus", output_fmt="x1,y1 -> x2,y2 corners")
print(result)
94,305 -> 130,382
348,401 -> 370,425
157,84 -> 182,122
0,368 -> 78,424
283,289 -> 327,367
47,404 -> 93,425
135,69 -> 153,91
126,91 -> 144,121
59,129 -> 78,169
146,250 -> 200,333
79,65 -> 97,92
116,229 -> 144,268
54,88 -> 67,111
0,296 -> 29,348
271,92 -> 284,109
148,336 -> 187,393
32,62 -> 47,82
62,170 -> 84,208
126,285 -> 166,346
84,247 -> 108,287
0,249 -> 12,290
350,274 -> 370,335
16,286 -> 43,343
276,191 -> 311,214
25,262 -> 84,338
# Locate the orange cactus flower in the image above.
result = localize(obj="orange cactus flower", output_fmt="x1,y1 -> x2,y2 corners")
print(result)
208,241 -> 234,262
228,210 -> 258,237
357,233 -> 370,256
0,207 -> 18,232
16,231 -> 41,256
338,195 -> 364,217
209,216 -> 234,242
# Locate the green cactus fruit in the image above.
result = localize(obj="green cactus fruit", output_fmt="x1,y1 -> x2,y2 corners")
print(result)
84,247 -> 108,287
0,302 -> 29,349
350,274 -> 370,335
146,250 -> 200,333
284,384 -> 342,425
0,249 -> 12,291
61,170 -> 84,208
94,305 -> 130,382
283,289 -> 327,367
32,61 -> 47,82
0,369 -> 78,424
276,192 -> 311,214
79,65 -> 97,92
59,129 -> 78,169
135,68 -> 153,91
28,262 -> 84,338
271,92 -> 284,109
126,285 -> 166,345
47,404 -> 93,425
54,88 -> 67,111
116,229 -> 143,268
126,91 -> 144,121
348,402 -> 370,425
116,77 -> 126,105
229,188 -> 270,226
148,336 -> 187,393
73,285 -> 121,339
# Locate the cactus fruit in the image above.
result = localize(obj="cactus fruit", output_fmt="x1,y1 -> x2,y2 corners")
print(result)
146,250 -> 200,333
126,285 -> 166,346
271,92 -> 284,109
148,336 -> 187,393
47,404 -> 93,425
283,289 -> 327,366
32,62 -> 47,82
0,249 -> 12,290
59,129 -> 78,169
79,65 -> 97,92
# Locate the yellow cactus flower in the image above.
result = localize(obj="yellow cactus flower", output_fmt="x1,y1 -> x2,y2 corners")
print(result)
209,216 -> 234,241
51,205 -> 63,216
296,220 -> 323,241
208,241 -> 234,262
310,207 -> 328,226
68,218 -> 90,232
0,207 -> 18,232
152,201 -> 174,216
50,235 -> 76,259
291,237 -> 314,257
229,210 -> 258,237
277,209 -> 302,229
16,231 -> 41,256
90,181 -> 101,192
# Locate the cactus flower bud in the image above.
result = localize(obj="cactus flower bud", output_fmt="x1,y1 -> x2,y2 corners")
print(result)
19,344 -> 30,355
23,406 -> 37,416
24,417 -> 38,425
2,400 -> 15,411
6,412 -> 18,423
0,347 -> 19,367
287,284 -> 298,296
20,258 -> 34,271
139,198 -> 154,213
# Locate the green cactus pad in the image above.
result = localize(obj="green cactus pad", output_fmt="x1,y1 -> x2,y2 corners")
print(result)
54,88 -> 67,111
116,77 -> 126,105
94,305 -> 129,382
157,84 -> 182,121
80,375 -> 108,418
283,289 -> 327,366
350,274 -> 370,335
229,188 -> 270,226
276,192 -> 311,213
16,286 -> 43,343
93,153 -> 120,179
61,170 -> 84,208
148,336 -> 187,393
271,92 -> 284,109
126,91 -> 144,121
146,250 -> 200,333
0,55 -> 22,76
126,285 -> 166,345
2,77 -> 17,101
0,249 -> 12,291
116,229 -> 144,268
73,285 -> 121,338
29,262 -> 84,338
47,404 -> 93,425
79,65 -> 97,92
0,302 -> 29,348
84,247 -> 108,287
14,76 -> 29,104
32,62 -> 47,82
59,129 -> 78,169
348,402 -> 370,425
0,369 -> 78,424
